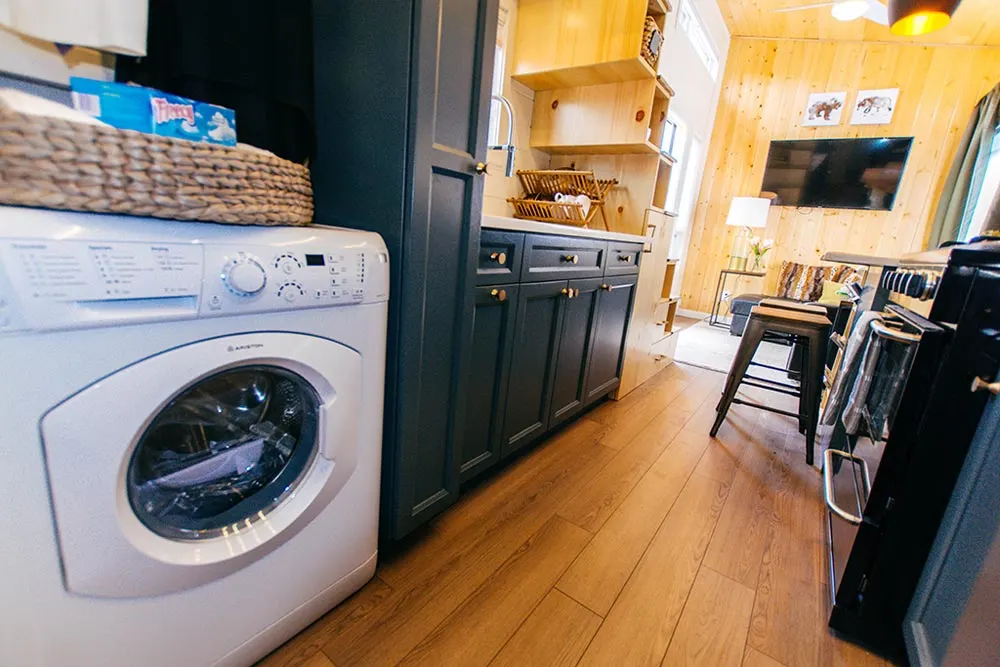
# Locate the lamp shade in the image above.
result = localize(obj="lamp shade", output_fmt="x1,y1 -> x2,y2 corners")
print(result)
888,0 -> 960,36
725,197 -> 771,229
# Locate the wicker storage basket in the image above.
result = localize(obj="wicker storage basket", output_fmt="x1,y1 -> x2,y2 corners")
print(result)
642,16 -> 662,69
0,98 -> 313,225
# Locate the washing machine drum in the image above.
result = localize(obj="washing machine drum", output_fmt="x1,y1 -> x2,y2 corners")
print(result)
128,366 -> 319,541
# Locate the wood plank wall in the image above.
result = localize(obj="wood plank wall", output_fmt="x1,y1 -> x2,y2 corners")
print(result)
680,38 -> 1000,313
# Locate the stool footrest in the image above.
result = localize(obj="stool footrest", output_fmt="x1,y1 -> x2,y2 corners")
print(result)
749,360 -> 794,374
731,397 -> 802,420
741,377 -> 802,398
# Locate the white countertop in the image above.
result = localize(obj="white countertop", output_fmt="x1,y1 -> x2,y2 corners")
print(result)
482,214 -> 649,244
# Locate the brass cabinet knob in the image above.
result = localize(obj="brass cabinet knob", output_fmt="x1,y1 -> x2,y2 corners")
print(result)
475,162 -> 489,175
601,284 -> 611,291
490,288 -> 507,302
971,377 -> 1000,395
618,254 -> 632,263
562,254 -> 579,264
489,251 -> 507,264
561,287 -> 577,299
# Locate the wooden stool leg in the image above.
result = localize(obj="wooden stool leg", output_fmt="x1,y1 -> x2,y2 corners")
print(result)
711,317 -> 766,437
803,330 -> 828,466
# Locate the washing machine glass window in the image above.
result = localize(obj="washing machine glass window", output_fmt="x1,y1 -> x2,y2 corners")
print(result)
127,366 -> 321,541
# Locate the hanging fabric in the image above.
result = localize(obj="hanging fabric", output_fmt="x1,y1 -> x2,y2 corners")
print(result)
0,0 -> 147,56
926,82 -> 1000,248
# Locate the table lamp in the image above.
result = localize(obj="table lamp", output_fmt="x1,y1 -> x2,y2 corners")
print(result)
725,197 -> 770,271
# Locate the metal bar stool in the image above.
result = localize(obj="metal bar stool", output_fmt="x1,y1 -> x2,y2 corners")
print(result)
710,304 -> 832,465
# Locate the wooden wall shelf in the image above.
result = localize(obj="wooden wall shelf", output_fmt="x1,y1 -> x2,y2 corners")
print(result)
511,0 -> 667,91
533,141 -> 661,156
512,58 -> 656,92
531,79 -> 673,156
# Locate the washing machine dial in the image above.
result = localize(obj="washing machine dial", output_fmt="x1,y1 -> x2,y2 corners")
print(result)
278,281 -> 306,303
221,255 -> 267,297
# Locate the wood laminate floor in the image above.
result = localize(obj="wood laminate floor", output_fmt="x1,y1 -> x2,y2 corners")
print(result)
259,362 -> 894,667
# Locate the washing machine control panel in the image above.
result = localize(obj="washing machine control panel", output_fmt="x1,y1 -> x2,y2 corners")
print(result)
0,234 -> 388,333
201,246 -> 374,315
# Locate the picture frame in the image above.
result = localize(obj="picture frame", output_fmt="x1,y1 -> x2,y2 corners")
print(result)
802,91 -> 847,127
851,88 -> 899,125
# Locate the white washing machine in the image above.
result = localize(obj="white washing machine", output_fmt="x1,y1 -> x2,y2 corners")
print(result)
0,207 -> 389,666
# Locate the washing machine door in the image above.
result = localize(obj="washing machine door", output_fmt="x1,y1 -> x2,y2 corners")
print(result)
41,332 -> 362,598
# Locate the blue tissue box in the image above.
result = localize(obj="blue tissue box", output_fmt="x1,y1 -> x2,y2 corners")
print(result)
69,78 -> 237,147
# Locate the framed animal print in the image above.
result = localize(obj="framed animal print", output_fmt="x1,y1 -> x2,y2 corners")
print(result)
803,92 -> 846,127
851,88 -> 899,125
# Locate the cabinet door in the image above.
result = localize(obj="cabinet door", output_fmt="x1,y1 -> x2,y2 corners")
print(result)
585,274 -> 639,405
549,277 -> 603,428
461,285 -> 519,483
502,280 -> 567,457
389,0 -> 500,539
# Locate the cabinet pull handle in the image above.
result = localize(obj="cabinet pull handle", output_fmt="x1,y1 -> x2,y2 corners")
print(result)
490,288 -> 507,302
474,162 -> 489,175
618,255 -> 632,263
561,287 -> 578,299
489,251 -> 507,264
601,284 -> 611,291
655,320 -> 667,326
561,254 -> 579,264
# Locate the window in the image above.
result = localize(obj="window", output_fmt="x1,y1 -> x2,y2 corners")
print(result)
487,6 -> 510,147
677,0 -> 719,81
664,111 -> 689,213
963,132 -> 1000,241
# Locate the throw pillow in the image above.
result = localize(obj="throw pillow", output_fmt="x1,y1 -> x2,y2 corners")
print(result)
776,262 -> 863,302
775,261 -> 825,301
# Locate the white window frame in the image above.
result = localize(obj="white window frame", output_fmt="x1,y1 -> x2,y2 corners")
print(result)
677,0 -> 719,81
487,6 -> 510,147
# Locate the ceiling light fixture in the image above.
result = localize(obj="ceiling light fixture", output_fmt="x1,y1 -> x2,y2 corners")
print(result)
831,0 -> 870,21
888,0 -> 961,36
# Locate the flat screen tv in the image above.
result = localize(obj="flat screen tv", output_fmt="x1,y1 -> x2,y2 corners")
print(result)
760,137 -> 914,211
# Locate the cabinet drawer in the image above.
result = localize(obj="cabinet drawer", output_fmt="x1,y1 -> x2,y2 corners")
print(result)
523,235 -> 607,282
605,242 -> 643,276
477,229 -> 524,285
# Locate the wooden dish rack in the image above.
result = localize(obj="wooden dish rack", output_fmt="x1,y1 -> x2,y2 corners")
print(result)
507,169 -> 617,229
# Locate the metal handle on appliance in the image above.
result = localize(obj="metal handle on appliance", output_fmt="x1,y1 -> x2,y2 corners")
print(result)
871,320 -> 921,345
823,448 -> 872,526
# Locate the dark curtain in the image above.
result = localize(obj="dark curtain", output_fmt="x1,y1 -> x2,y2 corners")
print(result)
927,82 -> 1000,248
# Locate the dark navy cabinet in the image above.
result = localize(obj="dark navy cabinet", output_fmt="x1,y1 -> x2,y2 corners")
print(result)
549,278 -> 603,428
312,0 -> 499,541
502,280 -> 567,457
461,285 -> 519,482
463,228 -> 643,482
585,274 -> 639,404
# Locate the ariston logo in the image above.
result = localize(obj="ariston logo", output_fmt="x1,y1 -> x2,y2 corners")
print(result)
227,343 -> 264,353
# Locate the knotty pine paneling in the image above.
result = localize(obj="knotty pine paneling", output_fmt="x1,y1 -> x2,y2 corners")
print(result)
717,0 -> 1000,46
681,38 -> 1000,313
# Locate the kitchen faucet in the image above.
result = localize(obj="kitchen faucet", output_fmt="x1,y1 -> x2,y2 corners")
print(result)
489,94 -> 516,177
